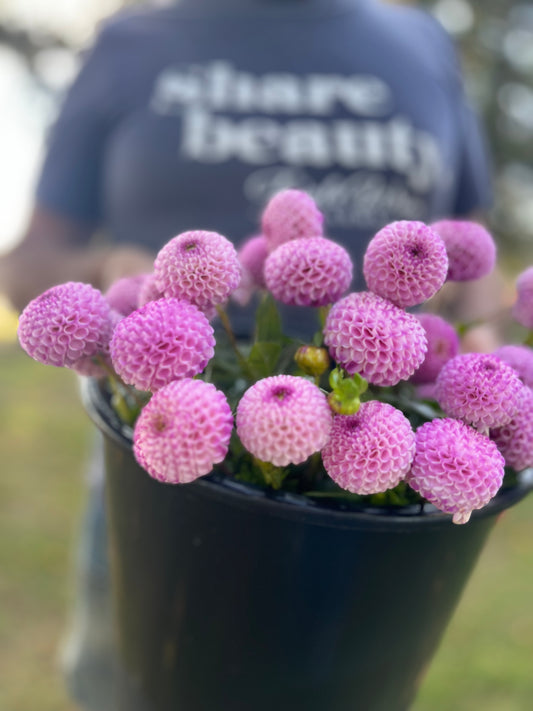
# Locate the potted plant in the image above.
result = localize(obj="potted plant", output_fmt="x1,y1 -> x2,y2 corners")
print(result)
17,190 -> 533,711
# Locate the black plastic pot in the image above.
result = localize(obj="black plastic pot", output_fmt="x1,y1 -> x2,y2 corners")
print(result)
82,378 -> 532,711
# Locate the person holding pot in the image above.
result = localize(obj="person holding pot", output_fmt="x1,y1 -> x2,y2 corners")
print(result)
0,0 -> 492,708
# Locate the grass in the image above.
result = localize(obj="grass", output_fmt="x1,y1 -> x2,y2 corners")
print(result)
1,343 -> 533,710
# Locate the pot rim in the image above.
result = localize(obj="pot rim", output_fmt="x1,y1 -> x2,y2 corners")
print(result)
80,376 -> 533,531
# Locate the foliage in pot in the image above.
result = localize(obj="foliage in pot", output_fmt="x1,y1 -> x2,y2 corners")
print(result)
16,189 -> 533,710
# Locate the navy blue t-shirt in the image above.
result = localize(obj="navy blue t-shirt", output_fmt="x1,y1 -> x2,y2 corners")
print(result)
36,0 -> 492,337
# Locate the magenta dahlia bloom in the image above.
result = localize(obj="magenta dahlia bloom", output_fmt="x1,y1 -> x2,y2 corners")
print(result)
261,189 -> 324,251
323,291 -> 427,386
110,298 -> 215,392
231,234 -> 269,306
435,352 -> 524,429
491,385 -> 533,471
410,313 -> 459,385
236,375 -> 332,467
133,379 -> 233,484
321,401 -> 415,494
493,344 -> 533,389
138,273 -> 164,307
154,230 -> 241,312
363,221 -> 448,308
407,418 -> 505,524
264,236 -> 353,307
431,219 -> 496,281
18,281 -> 113,368
512,266 -> 533,329
105,273 -> 151,316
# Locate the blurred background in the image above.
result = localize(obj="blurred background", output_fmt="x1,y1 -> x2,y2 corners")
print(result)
0,1 -> 532,710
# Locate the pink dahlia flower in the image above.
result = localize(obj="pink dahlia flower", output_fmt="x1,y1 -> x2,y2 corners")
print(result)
133,379 -> 233,484
363,221 -> 448,308
323,291 -> 427,386
236,375 -> 332,467
431,219 -> 496,281
410,313 -> 459,385
154,230 -> 241,312
407,418 -> 505,524
264,236 -> 353,307
72,309 -> 123,377
105,273 -> 151,316
261,189 -> 324,251
435,353 -> 524,429
491,386 -> 533,472
231,234 -> 269,306
18,281 -> 113,368
493,344 -> 533,389
321,401 -> 415,495
512,266 -> 533,329
110,298 -> 215,392
138,273 -> 164,307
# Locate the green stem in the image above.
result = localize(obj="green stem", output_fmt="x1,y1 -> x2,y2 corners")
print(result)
216,304 -> 254,380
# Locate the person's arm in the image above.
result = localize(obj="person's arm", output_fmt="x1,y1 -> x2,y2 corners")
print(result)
0,206 -> 154,311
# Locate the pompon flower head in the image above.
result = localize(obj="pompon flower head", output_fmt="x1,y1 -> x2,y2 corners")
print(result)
138,272 -> 164,307
321,401 -> 415,495
261,189 -> 324,251
431,219 -> 496,281
72,309 -> 123,378
18,281 -> 113,368
153,230 -> 241,312
110,298 -> 215,392
407,418 -> 505,524
231,235 -> 269,306
512,266 -> 533,329
133,379 -> 233,484
105,273 -> 151,316
264,236 -> 353,307
493,344 -> 533,389
236,375 -> 332,466
491,386 -> 533,472
363,221 -> 448,308
323,291 -> 427,386
410,313 -> 459,385
435,353 -> 524,430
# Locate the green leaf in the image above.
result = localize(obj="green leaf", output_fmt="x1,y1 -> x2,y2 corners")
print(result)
254,293 -> 283,343
247,341 -> 282,379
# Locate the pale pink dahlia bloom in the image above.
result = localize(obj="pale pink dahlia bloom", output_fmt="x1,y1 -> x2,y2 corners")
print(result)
410,313 -> 459,385
435,353 -> 524,430
133,379 -> 233,484
512,266 -> 533,329
323,291 -> 427,386
105,273 -> 150,316
110,298 -> 215,392
18,281 -> 113,368
154,230 -> 241,312
431,219 -> 496,281
231,235 -> 269,306
264,236 -> 353,307
261,189 -> 324,251
493,344 -> 533,389
407,418 -> 505,524
363,221 -> 448,308
491,386 -> 533,471
321,401 -> 415,494
236,375 -> 332,467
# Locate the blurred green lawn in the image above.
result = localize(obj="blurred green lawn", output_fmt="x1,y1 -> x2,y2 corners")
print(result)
1,343 -> 533,711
